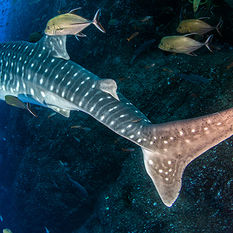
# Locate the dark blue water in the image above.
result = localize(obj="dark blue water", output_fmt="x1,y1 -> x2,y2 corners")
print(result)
0,0 -> 232,233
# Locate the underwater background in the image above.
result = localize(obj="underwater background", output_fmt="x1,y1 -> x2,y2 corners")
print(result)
0,0 -> 232,232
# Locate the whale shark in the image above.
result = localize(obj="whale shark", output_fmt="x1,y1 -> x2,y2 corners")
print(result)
0,35 -> 232,207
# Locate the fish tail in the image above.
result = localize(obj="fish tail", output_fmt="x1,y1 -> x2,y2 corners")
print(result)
141,108 -> 233,207
204,34 -> 213,52
216,17 -> 223,37
93,9 -> 106,33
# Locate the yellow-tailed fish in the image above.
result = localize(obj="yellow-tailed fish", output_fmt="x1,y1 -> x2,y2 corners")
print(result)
177,18 -> 223,36
45,8 -> 105,38
158,34 -> 213,55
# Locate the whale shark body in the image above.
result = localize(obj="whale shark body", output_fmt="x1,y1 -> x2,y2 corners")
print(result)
0,35 -> 232,207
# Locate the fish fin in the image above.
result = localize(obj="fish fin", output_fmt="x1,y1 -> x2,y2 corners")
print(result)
26,103 -> 38,118
216,17 -> 223,37
92,9 -> 106,33
195,27 -> 213,35
198,17 -> 210,20
204,34 -> 213,52
97,79 -> 119,100
184,33 -> 198,37
186,52 -> 197,56
69,7 -> 82,15
5,95 -> 26,109
141,108 -> 233,207
38,35 -> 70,60
76,32 -> 87,37
49,106 -> 70,118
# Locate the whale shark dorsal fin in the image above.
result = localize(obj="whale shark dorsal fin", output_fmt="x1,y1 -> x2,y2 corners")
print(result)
38,35 -> 70,60
97,79 -> 119,100
141,108 -> 233,206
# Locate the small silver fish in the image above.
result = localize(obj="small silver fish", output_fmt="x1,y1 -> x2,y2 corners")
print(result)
48,112 -> 57,118
177,18 -> 223,36
71,125 -> 91,131
45,8 -> 105,38
158,34 -> 213,55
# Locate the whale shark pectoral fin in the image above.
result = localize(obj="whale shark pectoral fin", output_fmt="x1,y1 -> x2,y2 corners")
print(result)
38,35 -> 70,60
141,108 -> 233,206
97,79 -> 119,100
49,105 -> 70,118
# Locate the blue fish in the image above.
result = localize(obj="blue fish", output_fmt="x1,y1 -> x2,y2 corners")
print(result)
0,35 -> 232,207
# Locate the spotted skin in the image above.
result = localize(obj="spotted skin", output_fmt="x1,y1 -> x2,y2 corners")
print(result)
0,35 -> 232,207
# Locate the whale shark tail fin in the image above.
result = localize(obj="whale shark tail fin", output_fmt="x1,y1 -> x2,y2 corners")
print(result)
141,108 -> 233,207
